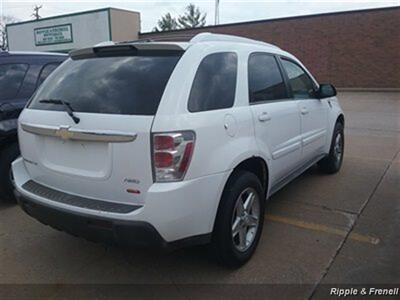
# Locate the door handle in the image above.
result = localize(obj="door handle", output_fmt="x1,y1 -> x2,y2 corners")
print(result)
258,112 -> 271,122
300,107 -> 309,115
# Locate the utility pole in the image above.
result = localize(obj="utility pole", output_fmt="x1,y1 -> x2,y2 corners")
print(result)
32,5 -> 42,20
215,0 -> 220,25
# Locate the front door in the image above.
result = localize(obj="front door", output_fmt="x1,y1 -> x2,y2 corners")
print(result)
280,58 -> 329,162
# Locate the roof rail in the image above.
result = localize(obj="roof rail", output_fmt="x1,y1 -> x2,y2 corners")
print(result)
117,35 -> 194,44
93,33 -> 278,50
94,41 -> 116,47
190,32 -> 280,49
148,35 -> 195,42
117,38 -> 154,44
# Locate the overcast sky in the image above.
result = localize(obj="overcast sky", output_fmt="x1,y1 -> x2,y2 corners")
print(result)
1,0 -> 399,32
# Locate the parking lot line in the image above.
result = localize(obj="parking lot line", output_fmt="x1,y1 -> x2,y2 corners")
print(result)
266,214 -> 380,245
344,155 -> 393,162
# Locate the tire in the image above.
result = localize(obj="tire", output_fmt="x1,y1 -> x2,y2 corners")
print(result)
212,170 -> 265,268
0,142 -> 20,202
318,122 -> 344,174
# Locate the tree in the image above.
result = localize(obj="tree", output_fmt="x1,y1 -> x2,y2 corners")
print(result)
1,16 -> 19,50
178,4 -> 207,29
153,13 -> 179,32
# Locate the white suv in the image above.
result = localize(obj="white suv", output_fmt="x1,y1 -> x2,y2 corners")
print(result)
12,33 -> 344,267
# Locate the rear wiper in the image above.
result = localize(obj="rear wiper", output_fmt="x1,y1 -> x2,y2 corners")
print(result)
38,99 -> 80,124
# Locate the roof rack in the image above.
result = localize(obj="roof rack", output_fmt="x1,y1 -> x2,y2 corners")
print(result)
117,35 -> 194,45
94,41 -> 116,47
148,35 -> 195,42
116,38 -> 153,45
190,33 -> 280,49
96,33 -> 279,49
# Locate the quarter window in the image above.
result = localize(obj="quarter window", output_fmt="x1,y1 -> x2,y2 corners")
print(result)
248,53 -> 288,103
188,52 -> 237,112
281,59 -> 316,99
37,63 -> 61,87
0,64 -> 29,101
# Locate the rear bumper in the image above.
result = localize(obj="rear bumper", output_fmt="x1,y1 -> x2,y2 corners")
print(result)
16,190 -> 164,247
12,157 -> 229,246
15,189 -> 211,249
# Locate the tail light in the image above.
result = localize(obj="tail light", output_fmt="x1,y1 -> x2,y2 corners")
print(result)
152,131 -> 195,182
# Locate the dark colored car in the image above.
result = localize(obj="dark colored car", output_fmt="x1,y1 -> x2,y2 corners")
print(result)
0,51 -> 67,201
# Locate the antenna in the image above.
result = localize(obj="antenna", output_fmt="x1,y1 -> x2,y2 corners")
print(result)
215,0 -> 220,25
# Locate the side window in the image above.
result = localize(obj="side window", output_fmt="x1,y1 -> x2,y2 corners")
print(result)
0,64 -> 29,101
281,59 -> 316,99
37,63 -> 61,87
248,53 -> 288,103
188,52 -> 237,112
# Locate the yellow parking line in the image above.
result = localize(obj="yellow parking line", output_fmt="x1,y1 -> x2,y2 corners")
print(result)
348,232 -> 380,245
266,214 -> 380,245
345,155 -> 392,163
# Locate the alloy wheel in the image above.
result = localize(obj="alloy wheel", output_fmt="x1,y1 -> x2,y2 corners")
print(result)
334,133 -> 343,163
231,187 -> 260,252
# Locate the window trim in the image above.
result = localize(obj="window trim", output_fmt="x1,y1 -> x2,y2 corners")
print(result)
278,56 -> 318,100
0,63 -> 30,101
187,51 -> 238,113
247,52 -> 292,106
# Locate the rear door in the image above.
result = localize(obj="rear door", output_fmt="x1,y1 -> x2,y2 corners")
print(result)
19,50 -> 182,206
280,58 -> 329,161
0,62 -> 29,105
248,52 -> 302,186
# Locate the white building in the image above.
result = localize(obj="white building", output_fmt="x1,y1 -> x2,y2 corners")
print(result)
6,8 -> 141,52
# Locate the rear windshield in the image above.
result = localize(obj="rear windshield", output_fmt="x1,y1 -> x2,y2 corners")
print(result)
28,54 -> 181,115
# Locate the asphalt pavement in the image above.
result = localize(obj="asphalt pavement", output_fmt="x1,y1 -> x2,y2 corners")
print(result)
0,92 -> 399,299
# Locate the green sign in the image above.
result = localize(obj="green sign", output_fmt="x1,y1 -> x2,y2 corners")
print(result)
34,23 -> 73,46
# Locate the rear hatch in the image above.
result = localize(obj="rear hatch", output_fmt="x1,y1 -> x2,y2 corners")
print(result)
18,45 -> 183,206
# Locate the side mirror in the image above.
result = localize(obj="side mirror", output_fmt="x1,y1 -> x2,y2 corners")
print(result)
316,84 -> 337,99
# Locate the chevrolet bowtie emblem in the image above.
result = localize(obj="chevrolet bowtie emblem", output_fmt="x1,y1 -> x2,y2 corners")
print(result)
55,126 -> 74,140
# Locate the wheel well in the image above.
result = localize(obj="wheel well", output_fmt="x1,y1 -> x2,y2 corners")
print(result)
337,114 -> 345,126
213,157 -> 268,233
233,157 -> 268,195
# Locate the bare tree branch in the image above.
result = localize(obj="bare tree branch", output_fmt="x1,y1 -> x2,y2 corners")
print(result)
1,16 -> 19,50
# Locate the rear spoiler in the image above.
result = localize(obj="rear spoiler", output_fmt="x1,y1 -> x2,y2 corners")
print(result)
70,43 -> 185,59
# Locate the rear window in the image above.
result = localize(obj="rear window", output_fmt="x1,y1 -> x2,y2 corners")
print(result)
28,54 -> 181,115
0,64 -> 29,101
